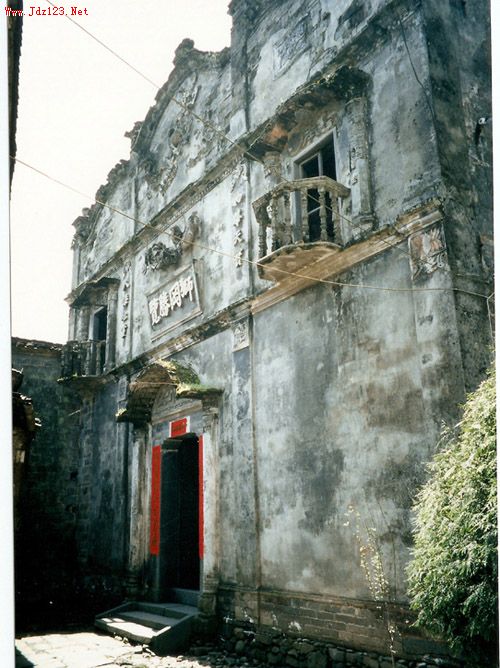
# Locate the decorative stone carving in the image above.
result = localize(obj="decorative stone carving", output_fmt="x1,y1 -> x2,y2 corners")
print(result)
72,209 -> 92,247
145,242 -> 181,272
232,318 -> 250,351
121,262 -> 132,340
262,152 -> 282,185
124,121 -> 143,149
181,212 -> 201,251
144,212 -> 203,272
231,160 -> 247,191
189,118 -> 228,169
142,75 -> 200,198
480,234 -> 494,278
231,161 -> 247,268
273,15 -> 311,75
409,225 -> 448,280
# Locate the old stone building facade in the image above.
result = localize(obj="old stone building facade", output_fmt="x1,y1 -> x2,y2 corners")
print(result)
52,0 -> 492,660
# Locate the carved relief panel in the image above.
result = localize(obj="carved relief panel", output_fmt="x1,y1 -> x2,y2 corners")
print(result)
143,213 -> 202,274
409,225 -> 448,280
141,74 -> 200,199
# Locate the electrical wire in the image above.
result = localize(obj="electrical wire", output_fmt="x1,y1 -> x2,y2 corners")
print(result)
13,155 -> 489,300
44,0 -> 414,263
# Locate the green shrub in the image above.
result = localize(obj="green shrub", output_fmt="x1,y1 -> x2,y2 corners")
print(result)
407,368 -> 497,665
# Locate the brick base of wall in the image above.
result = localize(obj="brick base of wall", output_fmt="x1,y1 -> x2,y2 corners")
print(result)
216,586 -> 459,666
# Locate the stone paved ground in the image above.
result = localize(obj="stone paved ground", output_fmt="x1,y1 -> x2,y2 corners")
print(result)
15,632 -> 242,668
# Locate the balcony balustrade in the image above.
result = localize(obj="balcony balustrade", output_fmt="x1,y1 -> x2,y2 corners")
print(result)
61,339 -> 107,379
253,176 -> 350,262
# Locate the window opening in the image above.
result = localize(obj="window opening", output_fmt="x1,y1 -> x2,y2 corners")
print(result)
92,307 -> 107,370
298,138 -> 336,241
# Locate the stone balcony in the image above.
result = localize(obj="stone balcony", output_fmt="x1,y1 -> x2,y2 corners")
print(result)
253,176 -> 350,282
60,340 -> 108,389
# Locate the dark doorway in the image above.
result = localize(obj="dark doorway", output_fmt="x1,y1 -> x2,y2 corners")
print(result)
93,306 -> 107,341
160,435 -> 200,591
92,307 -> 107,371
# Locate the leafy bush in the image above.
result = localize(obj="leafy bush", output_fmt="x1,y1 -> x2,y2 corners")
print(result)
407,368 -> 497,665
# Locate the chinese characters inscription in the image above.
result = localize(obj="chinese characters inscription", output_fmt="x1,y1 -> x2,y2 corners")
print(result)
148,274 -> 196,326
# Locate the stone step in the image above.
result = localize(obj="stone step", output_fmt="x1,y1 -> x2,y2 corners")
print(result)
95,600 -> 198,655
135,601 -> 196,619
119,610 -> 183,630
95,616 -> 156,644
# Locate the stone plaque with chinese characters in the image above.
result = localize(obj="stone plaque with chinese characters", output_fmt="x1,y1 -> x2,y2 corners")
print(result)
147,265 -> 201,338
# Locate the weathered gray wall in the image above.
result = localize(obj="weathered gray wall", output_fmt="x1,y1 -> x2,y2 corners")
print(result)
421,0 -> 493,392
59,0 -> 492,658
252,248 -> 464,601
77,383 -> 129,578
12,339 -> 82,628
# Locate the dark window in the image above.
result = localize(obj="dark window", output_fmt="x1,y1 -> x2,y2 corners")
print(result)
93,307 -> 107,341
92,307 -> 107,371
298,139 -> 336,241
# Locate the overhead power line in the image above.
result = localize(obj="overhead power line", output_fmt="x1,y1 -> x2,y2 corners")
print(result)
44,0 -> 413,263
14,155 -> 489,301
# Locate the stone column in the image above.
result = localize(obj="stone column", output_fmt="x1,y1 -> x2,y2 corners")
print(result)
105,285 -> 119,372
67,307 -> 78,341
71,243 -> 81,291
198,396 -> 221,622
76,305 -> 91,342
344,96 -> 374,237
125,424 -> 149,598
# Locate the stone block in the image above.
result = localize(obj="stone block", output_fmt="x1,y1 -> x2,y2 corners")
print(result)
235,640 -> 246,654
307,651 -> 328,668
298,642 -> 315,655
268,653 -> 282,665
329,648 -> 346,662
362,655 -> 379,668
